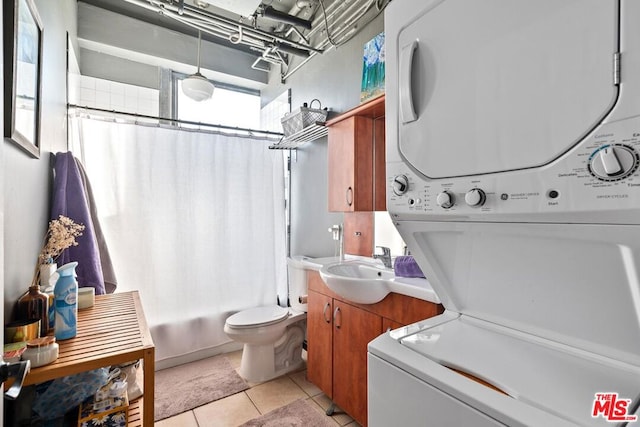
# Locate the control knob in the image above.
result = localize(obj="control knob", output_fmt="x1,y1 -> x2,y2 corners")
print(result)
465,188 -> 486,207
392,175 -> 409,196
436,191 -> 455,209
588,144 -> 639,181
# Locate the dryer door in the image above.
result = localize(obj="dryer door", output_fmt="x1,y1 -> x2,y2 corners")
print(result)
397,0 -> 618,179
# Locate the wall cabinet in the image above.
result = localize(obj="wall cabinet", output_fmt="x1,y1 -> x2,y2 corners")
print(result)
327,96 -> 386,212
328,116 -> 374,211
306,269 -> 443,426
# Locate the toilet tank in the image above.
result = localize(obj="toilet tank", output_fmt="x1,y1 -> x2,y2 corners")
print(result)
287,256 -> 308,312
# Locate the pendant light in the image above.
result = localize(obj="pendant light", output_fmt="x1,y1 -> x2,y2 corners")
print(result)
182,31 -> 215,102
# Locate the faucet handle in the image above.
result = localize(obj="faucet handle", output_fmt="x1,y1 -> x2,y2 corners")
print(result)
328,224 -> 343,241
375,246 -> 391,256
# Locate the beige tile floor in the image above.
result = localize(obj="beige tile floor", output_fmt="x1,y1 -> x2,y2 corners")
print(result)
155,350 -> 361,427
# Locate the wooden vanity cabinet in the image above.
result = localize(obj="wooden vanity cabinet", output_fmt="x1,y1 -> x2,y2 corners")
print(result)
306,269 -> 443,426
307,289 -> 334,396
331,299 -> 382,426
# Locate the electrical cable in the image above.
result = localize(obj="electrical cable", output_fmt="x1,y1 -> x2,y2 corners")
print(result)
318,0 -> 338,47
376,0 -> 387,12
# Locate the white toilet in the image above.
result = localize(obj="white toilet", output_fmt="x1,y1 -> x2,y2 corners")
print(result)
224,256 -> 308,382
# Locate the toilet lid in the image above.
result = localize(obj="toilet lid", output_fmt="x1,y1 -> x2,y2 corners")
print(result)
226,306 -> 289,328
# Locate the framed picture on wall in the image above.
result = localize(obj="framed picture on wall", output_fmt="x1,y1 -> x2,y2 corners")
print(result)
360,32 -> 385,103
3,0 -> 43,158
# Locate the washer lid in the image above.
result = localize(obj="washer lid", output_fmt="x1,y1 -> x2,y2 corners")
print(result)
400,221 -> 640,366
226,306 -> 289,328
395,314 -> 640,427
397,0 -> 618,179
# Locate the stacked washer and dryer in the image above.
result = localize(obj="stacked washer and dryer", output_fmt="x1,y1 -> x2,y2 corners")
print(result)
369,0 -> 640,426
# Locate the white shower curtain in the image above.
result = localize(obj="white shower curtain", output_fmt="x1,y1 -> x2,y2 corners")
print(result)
69,116 -> 287,366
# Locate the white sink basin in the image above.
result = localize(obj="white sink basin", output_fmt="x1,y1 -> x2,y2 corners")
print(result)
319,261 -> 394,304
319,260 -> 441,305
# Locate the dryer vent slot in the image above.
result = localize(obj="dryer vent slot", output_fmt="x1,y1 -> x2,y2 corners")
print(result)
446,366 -> 510,397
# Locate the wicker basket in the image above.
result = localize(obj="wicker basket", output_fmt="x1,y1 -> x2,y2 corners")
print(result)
281,99 -> 328,137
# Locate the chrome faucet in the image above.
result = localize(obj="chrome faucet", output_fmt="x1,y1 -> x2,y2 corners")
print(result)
328,224 -> 344,261
373,246 -> 392,269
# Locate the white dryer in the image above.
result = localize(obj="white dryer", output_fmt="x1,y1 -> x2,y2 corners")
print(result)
369,0 -> 640,426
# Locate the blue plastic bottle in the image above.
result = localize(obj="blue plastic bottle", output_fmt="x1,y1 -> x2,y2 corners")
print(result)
54,262 -> 78,340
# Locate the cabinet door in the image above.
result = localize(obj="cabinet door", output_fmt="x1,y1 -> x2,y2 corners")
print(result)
373,117 -> 386,211
328,116 -> 374,212
332,301 -> 383,426
307,290 -> 333,398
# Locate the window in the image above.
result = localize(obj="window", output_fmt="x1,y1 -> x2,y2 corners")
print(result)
174,73 -> 260,129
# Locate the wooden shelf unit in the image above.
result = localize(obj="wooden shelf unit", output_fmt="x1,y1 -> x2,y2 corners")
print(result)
24,291 -> 155,426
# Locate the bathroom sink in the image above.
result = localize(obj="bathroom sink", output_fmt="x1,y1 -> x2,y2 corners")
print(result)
319,260 -> 442,305
319,261 -> 394,304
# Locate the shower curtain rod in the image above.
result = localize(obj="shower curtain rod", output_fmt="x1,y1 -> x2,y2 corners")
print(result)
67,104 -> 284,138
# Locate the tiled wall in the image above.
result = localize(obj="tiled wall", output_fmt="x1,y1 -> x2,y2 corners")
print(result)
73,75 -> 160,117
260,89 -> 290,133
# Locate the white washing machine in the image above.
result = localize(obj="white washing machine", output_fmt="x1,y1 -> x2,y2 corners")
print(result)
369,0 -> 640,426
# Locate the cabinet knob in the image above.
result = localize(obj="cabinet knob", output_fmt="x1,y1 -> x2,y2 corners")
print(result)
323,302 -> 331,323
346,187 -> 353,207
333,306 -> 341,329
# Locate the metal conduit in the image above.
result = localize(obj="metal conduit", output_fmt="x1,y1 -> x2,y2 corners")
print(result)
117,0 -> 382,81
125,0 -> 324,53
167,13 -> 267,49
281,0 -> 379,80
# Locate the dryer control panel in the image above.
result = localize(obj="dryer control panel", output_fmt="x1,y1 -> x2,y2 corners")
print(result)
387,117 -> 640,223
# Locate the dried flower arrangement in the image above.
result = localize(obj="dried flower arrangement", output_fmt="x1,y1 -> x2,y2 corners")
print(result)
31,215 -> 85,287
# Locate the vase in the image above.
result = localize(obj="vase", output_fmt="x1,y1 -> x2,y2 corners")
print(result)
40,262 -> 57,335
39,263 -> 57,288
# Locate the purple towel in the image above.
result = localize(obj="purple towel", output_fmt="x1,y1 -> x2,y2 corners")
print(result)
51,152 -> 106,295
393,256 -> 425,278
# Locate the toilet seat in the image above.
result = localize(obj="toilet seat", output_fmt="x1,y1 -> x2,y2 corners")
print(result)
226,305 -> 289,329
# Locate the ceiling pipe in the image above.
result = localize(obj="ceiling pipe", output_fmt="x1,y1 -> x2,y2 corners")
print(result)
117,0 -> 380,79
281,0 -> 379,81
160,0 -> 323,53
273,0 -> 315,34
285,26 -> 309,46
262,6 -> 312,30
273,43 -> 311,58
275,0 -> 364,71
169,12 -> 267,49
121,0 -> 323,54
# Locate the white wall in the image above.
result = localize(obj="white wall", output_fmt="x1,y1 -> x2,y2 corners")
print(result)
3,0 -> 77,322
262,13 -> 385,258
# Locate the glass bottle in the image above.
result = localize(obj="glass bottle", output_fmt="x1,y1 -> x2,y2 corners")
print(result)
16,285 -> 49,338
